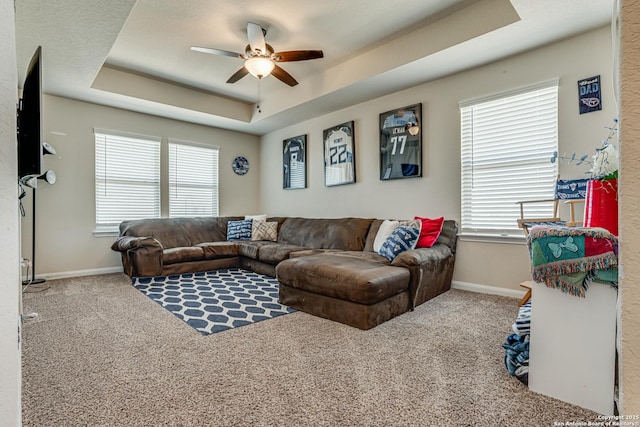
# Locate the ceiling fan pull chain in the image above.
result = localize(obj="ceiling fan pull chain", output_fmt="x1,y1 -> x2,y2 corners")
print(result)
256,79 -> 262,113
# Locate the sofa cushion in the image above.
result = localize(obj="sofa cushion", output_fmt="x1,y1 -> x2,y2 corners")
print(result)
276,253 -> 410,305
414,216 -> 444,248
236,241 -> 279,259
118,216 -> 242,249
195,242 -> 238,259
399,219 -> 422,230
364,220 -> 384,252
378,225 -> 421,261
289,248 -> 342,258
365,219 -> 422,252
373,220 -> 399,252
278,217 -> 374,250
163,247 -> 204,265
227,219 -> 252,241
258,244 -> 309,264
245,214 -> 267,221
326,250 -> 391,263
252,221 -> 278,241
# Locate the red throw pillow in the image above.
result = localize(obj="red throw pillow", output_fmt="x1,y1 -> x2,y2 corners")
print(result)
414,216 -> 445,248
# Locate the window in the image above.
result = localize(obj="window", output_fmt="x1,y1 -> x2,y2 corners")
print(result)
169,141 -> 219,218
460,80 -> 559,237
95,130 -> 161,231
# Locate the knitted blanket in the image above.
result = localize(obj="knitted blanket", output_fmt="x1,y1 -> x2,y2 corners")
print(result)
527,226 -> 618,297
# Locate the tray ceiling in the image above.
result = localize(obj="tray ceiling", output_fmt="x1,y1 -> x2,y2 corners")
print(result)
15,0 -> 613,135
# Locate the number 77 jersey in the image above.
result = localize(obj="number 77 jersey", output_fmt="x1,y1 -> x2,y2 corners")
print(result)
380,113 -> 421,179
324,126 -> 354,185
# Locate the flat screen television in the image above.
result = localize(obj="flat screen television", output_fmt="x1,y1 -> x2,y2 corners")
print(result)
17,46 -> 43,179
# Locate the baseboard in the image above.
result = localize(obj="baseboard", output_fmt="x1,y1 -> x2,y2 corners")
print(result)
35,266 -> 124,281
33,269 -> 525,296
451,280 -> 525,299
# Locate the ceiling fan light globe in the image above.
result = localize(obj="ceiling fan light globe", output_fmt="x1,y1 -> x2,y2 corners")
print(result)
245,57 -> 275,78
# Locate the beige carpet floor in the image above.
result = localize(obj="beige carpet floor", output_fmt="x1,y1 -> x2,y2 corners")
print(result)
21,273 -> 599,426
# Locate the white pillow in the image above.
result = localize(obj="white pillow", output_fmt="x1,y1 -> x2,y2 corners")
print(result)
373,220 -> 399,252
245,214 -> 267,221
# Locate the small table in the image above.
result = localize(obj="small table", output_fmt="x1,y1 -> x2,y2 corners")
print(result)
528,281 -> 616,415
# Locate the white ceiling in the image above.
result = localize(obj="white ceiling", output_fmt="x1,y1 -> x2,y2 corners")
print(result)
15,0 -> 613,136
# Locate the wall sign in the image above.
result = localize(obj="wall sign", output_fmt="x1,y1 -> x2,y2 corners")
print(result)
578,75 -> 602,114
232,156 -> 249,175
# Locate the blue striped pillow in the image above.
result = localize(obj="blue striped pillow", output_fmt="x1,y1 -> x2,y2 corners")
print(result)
512,300 -> 532,336
227,219 -> 252,241
377,225 -> 420,261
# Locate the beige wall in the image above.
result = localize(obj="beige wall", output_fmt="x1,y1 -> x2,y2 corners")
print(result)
0,0 -> 22,423
620,0 -> 640,414
21,95 -> 260,276
259,26 -> 616,291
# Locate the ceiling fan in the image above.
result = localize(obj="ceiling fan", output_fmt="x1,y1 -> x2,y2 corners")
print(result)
191,22 -> 323,87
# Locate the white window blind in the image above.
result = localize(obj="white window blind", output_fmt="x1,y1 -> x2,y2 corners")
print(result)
95,130 -> 161,230
460,81 -> 559,237
169,141 -> 219,218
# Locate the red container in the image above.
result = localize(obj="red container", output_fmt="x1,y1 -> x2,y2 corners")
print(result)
584,179 -> 618,235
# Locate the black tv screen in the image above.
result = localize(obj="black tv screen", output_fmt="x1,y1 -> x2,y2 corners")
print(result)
18,46 -> 43,178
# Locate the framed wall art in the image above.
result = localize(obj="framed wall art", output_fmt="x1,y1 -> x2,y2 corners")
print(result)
283,134 -> 307,189
379,103 -> 422,180
578,75 -> 602,114
232,156 -> 250,175
323,121 -> 355,187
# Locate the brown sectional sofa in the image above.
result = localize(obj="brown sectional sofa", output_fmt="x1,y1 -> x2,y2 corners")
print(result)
111,216 -> 458,329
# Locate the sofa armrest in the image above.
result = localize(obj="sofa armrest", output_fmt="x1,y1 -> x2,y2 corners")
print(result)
111,236 -> 162,252
391,244 -> 452,267
111,236 -> 163,277
391,244 -> 455,310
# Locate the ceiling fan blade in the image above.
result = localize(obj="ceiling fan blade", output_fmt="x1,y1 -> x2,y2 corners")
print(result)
191,46 -> 244,59
226,67 -> 249,84
247,22 -> 266,55
273,50 -> 324,62
271,64 -> 298,87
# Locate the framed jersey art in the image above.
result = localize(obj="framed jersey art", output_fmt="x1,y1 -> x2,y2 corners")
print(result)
379,103 -> 422,180
323,121 -> 356,187
283,135 -> 306,190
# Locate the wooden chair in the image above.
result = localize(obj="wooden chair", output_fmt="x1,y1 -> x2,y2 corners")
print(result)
516,176 -> 588,236
519,281 -> 534,307
516,177 -> 587,306
564,199 -> 586,227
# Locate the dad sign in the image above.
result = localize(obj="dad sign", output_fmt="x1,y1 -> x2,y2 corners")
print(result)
578,75 -> 602,114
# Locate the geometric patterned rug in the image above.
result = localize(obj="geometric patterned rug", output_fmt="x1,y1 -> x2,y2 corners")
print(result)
132,268 -> 295,335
